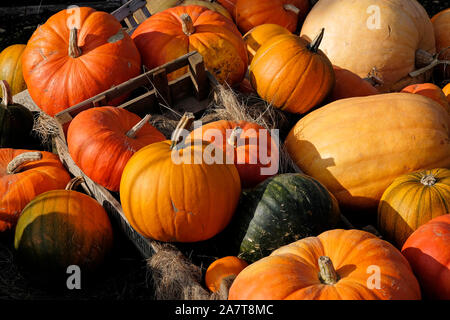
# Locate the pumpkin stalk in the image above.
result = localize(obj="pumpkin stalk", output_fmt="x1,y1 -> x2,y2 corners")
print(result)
318,256 -> 339,285
68,28 -> 82,58
65,176 -> 85,191
227,126 -> 243,148
409,48 -> 450,78
180,14 -> 195,36
283,4 -> 300,15
421,174 -> 437,186
364,67 -> 384,87
126,114 -> 151,139
170,112 -> 195,150
7,152 -> 43,174
0,80 -> 12,108
307,28 -> 325,53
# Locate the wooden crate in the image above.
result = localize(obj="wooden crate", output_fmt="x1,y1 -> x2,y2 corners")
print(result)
111,0 -> 151,34
53,51 -> 217,258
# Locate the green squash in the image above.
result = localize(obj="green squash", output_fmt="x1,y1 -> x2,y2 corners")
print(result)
0,80 -> 34,148
224,173 -> 341,263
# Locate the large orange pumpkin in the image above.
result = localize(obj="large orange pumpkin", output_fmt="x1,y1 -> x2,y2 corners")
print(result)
0,149 -> 71,232
217,0 -> 237,19
21,7 -> 141,116
402,214 -> 450,300
378,168 -> 450,248
228,229 -> 421,300
285,93 -> 450,212
0,44 -> 27,97
300,0 -> 435,92
249,30 -> 334,114
235,0 -> 309,34
243,24 -> 291,63
67,107 -> 165,192
329,66 -> 379,102
431,8 -> 450,78
131,5 -> 247,86
188,120 -> 278,188
120,114 -> 241,242
205,256 -> 248,293
401,83 -> 450,114
143,0 -> 232,20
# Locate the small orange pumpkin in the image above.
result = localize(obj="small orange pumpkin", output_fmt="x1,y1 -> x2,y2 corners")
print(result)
401,83 -> 450,114
0,44 -> 27,97
205,256 -> 248,293
329,66 -> 379,101
443,83 -> 450,103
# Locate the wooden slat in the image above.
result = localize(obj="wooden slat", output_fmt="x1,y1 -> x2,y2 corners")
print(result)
152,68 -> 172,106
111,0 -> 148,22
188,54 -> 208,101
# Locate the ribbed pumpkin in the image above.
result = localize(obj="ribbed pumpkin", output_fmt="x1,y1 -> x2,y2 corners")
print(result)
205,256 -> 248,293
67,107 -> 165,192
249,30 -> 334,114
21,7 -> 141,116
217,0 -> 237,18
401,83 -> 450,115
131,5 -> 247,86
0,80 -> 34,148
431,8 -> 450,78
187,120 -> 278,188
402,214 -> 450,300
228,229 -> 421,300
14,177 -> 113,274
0,44 -> 27,97
329,66 -> 379,102
143,0 -> 232,20
221,173 -> 340,263
0,150 -> 71,232
300,0 -> 435,92
243,24 -> 291,63
285,93 -> 450,212
378,168 -> 450,248
120,114 -> 241,242
235,0 -> 309,34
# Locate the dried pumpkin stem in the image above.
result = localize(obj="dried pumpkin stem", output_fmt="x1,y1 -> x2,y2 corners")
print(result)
65,176 -> 85,191
170,112 -> 195,150
180,14 -> 195,36
7,152 -> 43,174
363,67 -> 384,87
284,4 -> 300,15
409,48 -> 450,78
421,174 -> 437,186
126,114 -> 151,139
318,256 -> 339,285
0,80 -> 12,108
68,28 -> 82,58
227,126 -> 243,148
307,28 -> 325,53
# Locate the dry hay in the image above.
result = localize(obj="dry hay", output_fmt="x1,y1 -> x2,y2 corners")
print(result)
31,110 -> 60,146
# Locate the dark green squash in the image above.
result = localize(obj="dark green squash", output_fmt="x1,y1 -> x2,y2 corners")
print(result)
0,80 -> 34,148
223,173 -> 341,263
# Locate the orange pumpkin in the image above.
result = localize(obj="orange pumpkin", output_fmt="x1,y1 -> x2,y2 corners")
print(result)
228,229 -> 421,300
0,149 -> 71,232
431,8 -> 450,78
21,7 -> 141,116
120,114 -> 241,242
329,66 -> 379,101
143,0 -> 232,20
444,83 -> 450,103
378,168 -> 450,248
188,120 -> 278,188
131,5 -> 247,86
205,256 -> 248,293
243,24 -> 291,63
0,44 -> 27,97
67,107 -> 165,192
217,0 -> 237,19
249,30 -> 334,114
235,0 -> 309,34
401,83 -> 450,114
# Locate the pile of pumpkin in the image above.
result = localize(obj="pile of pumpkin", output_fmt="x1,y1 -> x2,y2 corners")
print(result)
1,0 -> 450,300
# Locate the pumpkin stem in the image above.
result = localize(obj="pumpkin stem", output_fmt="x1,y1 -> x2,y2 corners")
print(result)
364,67 -> 384,87
170,112 -> 195,150
283,4 -> 300,15
307,28 -> 325,53
409,48 -> 450,78
7,152 -> 43,174
0,80 -> 12,108
126,114 -> 151,139
227,126 -> 243,148
68,28 -> 82,58
65,176 -> 85,191
421,174 -> 437,186
180,14 -> 195,36
318,256 -> 339,285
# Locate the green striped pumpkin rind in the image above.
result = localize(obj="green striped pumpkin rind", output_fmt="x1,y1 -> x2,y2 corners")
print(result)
223,173 -> 341,263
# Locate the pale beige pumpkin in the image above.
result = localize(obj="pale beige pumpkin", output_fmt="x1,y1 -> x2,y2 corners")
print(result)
300,0 -> 435,92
